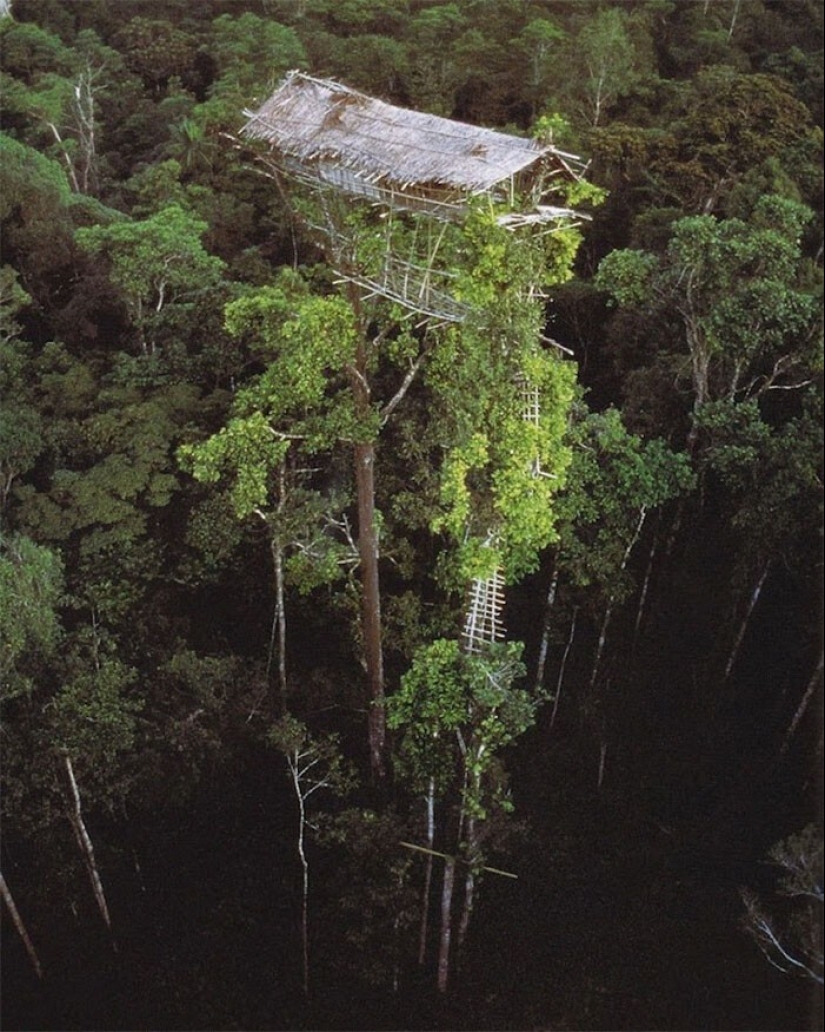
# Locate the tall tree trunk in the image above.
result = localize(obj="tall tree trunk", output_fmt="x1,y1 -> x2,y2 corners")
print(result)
457,863 -> 475,958
354,439 -> 386,777
63,755 -> 115,944
550,607 -> 578,731
345,278 -> 386,778
437,856 -> 456,994
268,536 -> 288,713
267,460 -> 289,713
0,871 -> 43,979
418,780 -> 435,965
457,770 -> 481,956
590,507 -> 647,690
533,565 -> 559,694
725,562 -> 770,681
597,739 -> 608,790
727,0 -> 742,39
633,524 -> 659,642
778,651 -> 824,759
295,781 -> 310,998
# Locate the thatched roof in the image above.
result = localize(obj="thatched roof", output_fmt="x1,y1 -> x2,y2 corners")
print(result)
242,71 -> 580,198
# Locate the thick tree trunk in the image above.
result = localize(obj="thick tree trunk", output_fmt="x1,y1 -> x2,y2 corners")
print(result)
354,439 -> 386,777
63,754 -> 114,940
345,276 -> 386,779
725,562 -> 770,681
0,871 -> 43,979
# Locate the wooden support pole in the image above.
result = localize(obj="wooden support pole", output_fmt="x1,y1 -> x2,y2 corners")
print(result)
399,841 -> 518,880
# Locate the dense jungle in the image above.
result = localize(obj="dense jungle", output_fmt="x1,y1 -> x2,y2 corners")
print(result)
1,1 -> 823,1029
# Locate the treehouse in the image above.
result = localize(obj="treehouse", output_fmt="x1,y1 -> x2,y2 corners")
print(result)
241,72 -> 585,652
242,70 -> 583,222
241,71 -> 586,324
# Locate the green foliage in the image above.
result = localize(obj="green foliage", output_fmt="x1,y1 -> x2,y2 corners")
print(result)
388,638 -> 530,801
0,3 -> 821,1020
0,129 -> 72,226
75,203 -> 225,350
0,532 -> 63,698
696,393 -> 823,570
115,16 -> 196,88
315,806 -> 418,987
0,274 -> 43,511
180,411 -> 289,519
554,406 -> 694,598
179,273 -> 366,600
596,195 -> 820,416
595,249 -> 658,308
0,19 -> 71,84
49,634 -> 142,769
570,7 -> 645,127
427,207 -> 579,584
210,13 -> 306,99
267,713 -> 354,798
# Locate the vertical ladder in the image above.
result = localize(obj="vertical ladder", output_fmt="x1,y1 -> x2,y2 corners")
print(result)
517,374 -> 541,427
462,566 -> 506,654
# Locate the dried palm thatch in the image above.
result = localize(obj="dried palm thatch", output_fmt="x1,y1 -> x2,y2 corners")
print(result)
242,71 -> 583,220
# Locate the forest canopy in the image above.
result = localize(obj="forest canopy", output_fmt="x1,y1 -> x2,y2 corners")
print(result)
1,2 -> 822,1030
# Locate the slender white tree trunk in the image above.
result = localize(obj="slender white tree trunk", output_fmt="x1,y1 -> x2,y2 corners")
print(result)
590,507 -> 647,690
292,766 -> 310,998
0,871 -> 43,979
634,527 -> 659,641
727,0 -> 742,39
418,779 -> 435,965
437,856 -> 456,994
779,651 -> 824,758
63,754 -> 114,939
533,565 -> 559,694
550,607 -> 577,731
725,562 -> 770,680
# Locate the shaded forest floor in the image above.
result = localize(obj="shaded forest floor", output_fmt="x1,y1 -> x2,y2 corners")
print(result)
3,729 -> 821,1031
